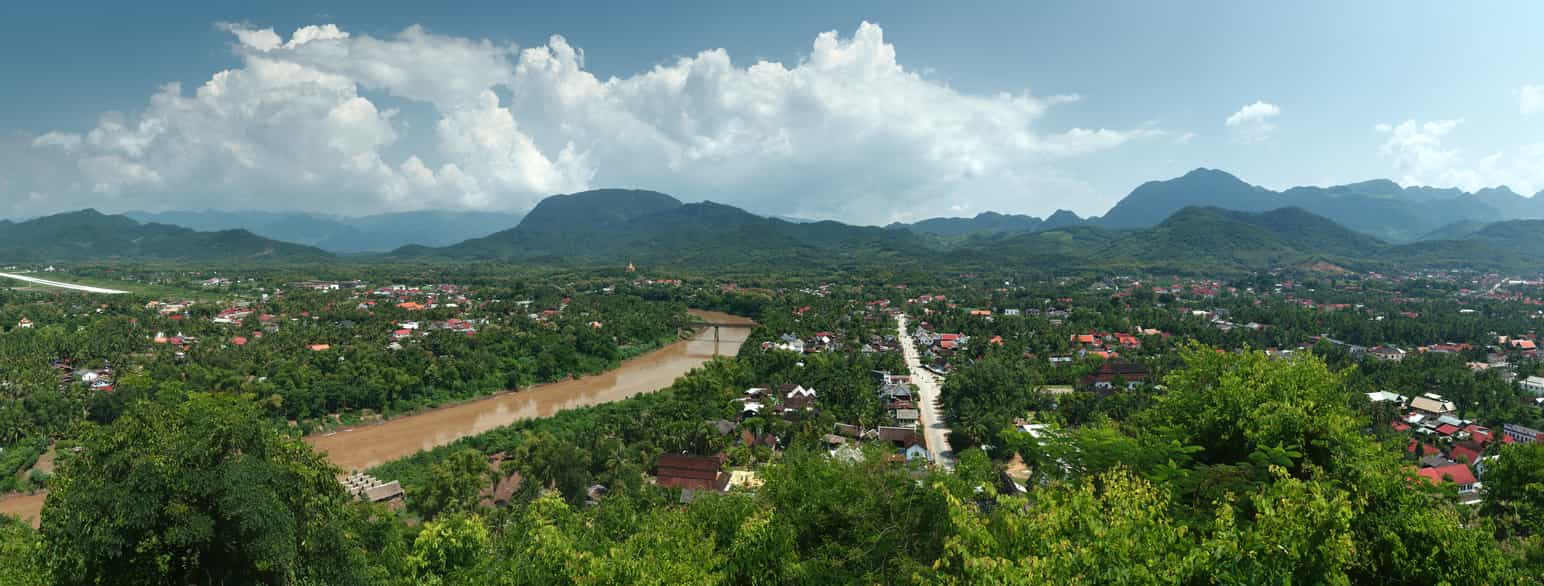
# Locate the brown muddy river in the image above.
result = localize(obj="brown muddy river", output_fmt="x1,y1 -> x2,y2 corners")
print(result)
0,309 -> 753,527
307,309 -> 753,472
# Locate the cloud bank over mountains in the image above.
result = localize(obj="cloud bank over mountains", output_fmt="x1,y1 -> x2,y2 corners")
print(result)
1375,118 -> 1544,195
14,22 -> 1166,223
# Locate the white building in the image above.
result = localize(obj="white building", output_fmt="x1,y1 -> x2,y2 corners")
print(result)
1521,376 -> 1544,396
1366,391 -> 1407,405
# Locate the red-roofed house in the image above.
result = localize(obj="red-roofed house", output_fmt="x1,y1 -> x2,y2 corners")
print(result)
1416,463 -> 1478,495
1464,424 -> 1492,445
231,336 -> 248,346
1081,361 -> 1149,390
1406,440 -> 1441,456
1448,444 -> 1481,465
655,453 -> 728,491
1435,423 -> 1460,436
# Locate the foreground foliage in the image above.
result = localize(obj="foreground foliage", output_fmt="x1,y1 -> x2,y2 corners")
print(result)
2,343 -> 1538,583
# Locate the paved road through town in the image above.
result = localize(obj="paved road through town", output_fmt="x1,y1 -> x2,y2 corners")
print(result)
896,313 -> 955,469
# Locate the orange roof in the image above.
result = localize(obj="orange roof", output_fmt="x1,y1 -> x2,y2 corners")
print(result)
308,344 -> 331,351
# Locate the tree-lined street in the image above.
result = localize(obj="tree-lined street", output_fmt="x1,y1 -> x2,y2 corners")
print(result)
896,313 -> 954,469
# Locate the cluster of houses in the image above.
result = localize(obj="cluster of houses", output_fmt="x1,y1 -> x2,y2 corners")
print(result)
823,425 -> 930,465
361,284 -> 470,311
212,306 -> 254,325
1068,329 -> 1168,360
50,358 -> 115,392
762,331 -> 842,354
878,373 -> 920,426
820,372 -> 934,462
1371,390 -> 1542,504
909,324 -> 967,375
512,297 -> 570,322
657,372 -> 937,500
652,384 -> 827,502
286,280 -> 366,292
146,299 -> 194,317
1186,309 -> 1269,333
731,384 -> 819,420
1497,334 -> 1539,359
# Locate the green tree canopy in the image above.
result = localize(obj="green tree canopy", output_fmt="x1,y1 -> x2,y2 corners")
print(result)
39,393 -> 397,584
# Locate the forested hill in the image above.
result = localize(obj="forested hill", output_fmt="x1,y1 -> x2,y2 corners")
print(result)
1097,168 -> 1544,242
0,209 -> 332,262
390,189 -> 931,268
958,205 -> 1544,274
384,188 -> 1544,274
125,209 -> 525,253
9,201 -> 1544,274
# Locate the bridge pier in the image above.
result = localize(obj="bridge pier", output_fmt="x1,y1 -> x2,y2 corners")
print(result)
684,321 -> 752,357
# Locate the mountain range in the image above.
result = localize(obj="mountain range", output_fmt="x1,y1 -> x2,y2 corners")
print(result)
8,168 -> 1544,273
885,209 -> 1085,238
0,209 -> 330,262
1095,169 -> 1544,241
123,209 -> 523,253
390,189 -> 926,269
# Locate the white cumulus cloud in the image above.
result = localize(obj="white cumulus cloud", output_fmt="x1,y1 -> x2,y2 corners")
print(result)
1375,119 -> 1544,195
1521,84 -> 1544,116
1224,100 -> 1280,144
13,21 -> 1167,222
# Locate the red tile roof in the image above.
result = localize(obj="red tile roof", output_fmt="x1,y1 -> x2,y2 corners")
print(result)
1448,444 -> 1481,465
1417,463 -> 1476,486
1464,424 -> 1492,444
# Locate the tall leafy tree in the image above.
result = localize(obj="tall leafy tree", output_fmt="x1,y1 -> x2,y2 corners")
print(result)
40,393 -> 392,584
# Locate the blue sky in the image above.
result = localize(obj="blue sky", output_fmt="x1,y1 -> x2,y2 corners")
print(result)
2,1 -> 1541,223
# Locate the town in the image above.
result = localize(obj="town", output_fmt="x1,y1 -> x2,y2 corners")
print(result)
2,261 -> 1540,583
4,4 -> 1544,582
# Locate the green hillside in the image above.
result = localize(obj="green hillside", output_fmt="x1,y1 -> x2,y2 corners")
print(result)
0,209 -> 332,262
